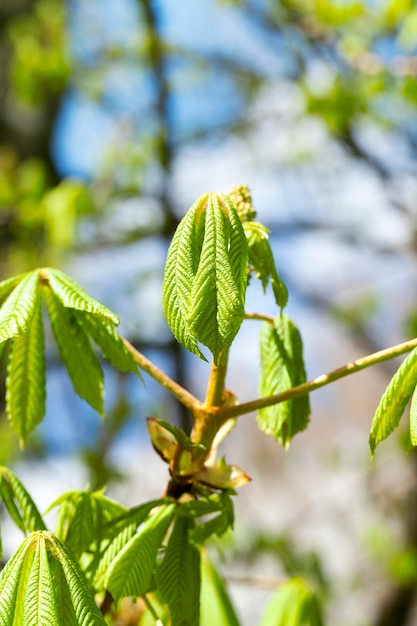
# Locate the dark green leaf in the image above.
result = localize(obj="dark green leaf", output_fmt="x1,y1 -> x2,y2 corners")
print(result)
43,287 -> 105,416
157,515 -> 200,626
258,316 -> 310,447
370,347 -> 417,454
5,292 -> 46,442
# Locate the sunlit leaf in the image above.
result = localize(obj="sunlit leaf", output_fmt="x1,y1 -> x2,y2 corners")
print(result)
43,286 -> 105,416
370,347 -> 417,454
163,193 -> 248,364
5,292 -> 46,442
0,531 -> 107,625
0,271 -> 39,343
104,503 -> 175,600
42,267 -> 118,324
258,315 -> 310,447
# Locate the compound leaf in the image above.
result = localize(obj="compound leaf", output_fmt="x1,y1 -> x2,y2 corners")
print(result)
157,515 -> 200,626
259,577 -> 323,626
0,531 -> 107,626
0,271 -> 39,343
43,287 -> 104,416
258,315 -> 310,447
0,273 -> 28,305
5,292 -> 46,443
105,503 -> 175,600
370,347 -> 417,454
200,550 -> 240,626
77,311 -> 141,378
43,268 -> 118,324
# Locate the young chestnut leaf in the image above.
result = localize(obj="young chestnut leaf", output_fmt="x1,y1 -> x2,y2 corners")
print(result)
0,531 -> 107,626
0,268 -> 140,443
259,577 -> 324,626
258,315 -> 310,448
243,221 -> 288,309
163,192 -> 248,365
370,346 -> 417,455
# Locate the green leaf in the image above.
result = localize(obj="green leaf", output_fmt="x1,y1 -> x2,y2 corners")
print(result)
43,286 -> 105,416
200,550 -> 240,626
0,273 -> 28,306
258,316 -> 310,447
42,267 -> 119,324
259,578 -> 324,626
5,292 -> 46,442
104,503 -> 175,600
370,347 -> 417,454
187,493 -> 235,545
0,467 -> 45,543
92,500 -> 156,591
243,221 -> 288,309
0,270 -> 39,343
410,385 -> 417,446
163,193 -> 248,364
0,531 -> 107,625
157,515 -> 200,626
49,489 -> 128,566
77,311 -> 141,378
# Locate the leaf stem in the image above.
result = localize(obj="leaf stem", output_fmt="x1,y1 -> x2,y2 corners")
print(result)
121,337 -> 202,414
191,348 -> 230,449
217,337 -> 417,420
244,311 -> 275,323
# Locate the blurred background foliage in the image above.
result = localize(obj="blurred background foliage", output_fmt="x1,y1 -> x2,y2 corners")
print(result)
2,0 -> 417,624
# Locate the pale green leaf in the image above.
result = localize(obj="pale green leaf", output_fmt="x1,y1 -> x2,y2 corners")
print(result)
0,271 -> 39,343
243,221 -> 288,309
187,194 -> 248,364
43,287 -> 105,416
157,515 -> 200,626
0,273 -> 28,305
258,316 -> 310,447
163,193 -> 248,364
105,503 -> 175,600
200,550 -> 240,626
259,578 -> 323,626
410,385 -> 417,446
370,347 -> 417,454
43,267 -> 119,324
0,467 -> 45,542
77,311 -> 141,378
93,499 -> 169,590
5,293 -> 46,442
0,531 -> 107,625
162,202 -> 206,360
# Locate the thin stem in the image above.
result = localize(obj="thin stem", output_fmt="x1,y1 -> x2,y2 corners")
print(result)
244,311 -> 275,323
217,337 -> 417,420
122,337 -> 202,414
